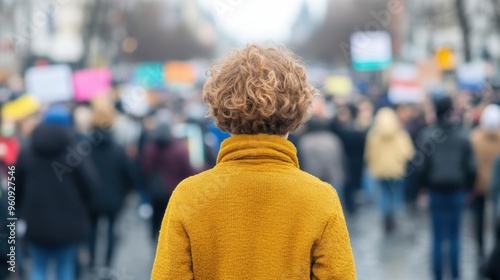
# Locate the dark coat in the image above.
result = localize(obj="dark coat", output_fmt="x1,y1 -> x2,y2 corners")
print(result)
483,221 -> 500,279
15,124 -> 97,246
88,130 -> 135,216
332,121 -> 367,189
417,121 -> 476,192
142,138 -> 195,195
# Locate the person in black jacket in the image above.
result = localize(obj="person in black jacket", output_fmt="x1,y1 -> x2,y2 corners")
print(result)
482,214 -> 500,279
331,104 -> 368,214
15,106 -> 97,280
87,107 -> 135,267
418,96 -> 476,280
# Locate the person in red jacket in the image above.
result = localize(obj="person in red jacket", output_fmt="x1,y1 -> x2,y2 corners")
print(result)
0,120 -> 20,167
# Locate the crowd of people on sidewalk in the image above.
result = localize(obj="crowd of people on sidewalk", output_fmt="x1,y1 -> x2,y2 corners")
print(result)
300,92 -> 500,280
0,55 -> 500,279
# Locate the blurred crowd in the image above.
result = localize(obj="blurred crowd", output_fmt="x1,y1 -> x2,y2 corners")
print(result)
0,68 -> 499,280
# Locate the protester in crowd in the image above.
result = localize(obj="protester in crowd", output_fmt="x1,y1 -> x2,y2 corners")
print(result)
87,106 -> 135,268
482,193 -> 500,280
151,44 -> 356,279
470,104 -> 500,259
330,103 -> 367,214
356,99 -> 376,204
0,120 -> 20,168
400,105 -> 428,205
15,106 -> 97,280
356,98 -> 374,131
492,157 -> 500,216
329,104 -> 352,138
300,116 -> 346,194
136,112 -> 157,212
365,107 -> 415,232
142,121 -> 196,240
418,96 -> 476,280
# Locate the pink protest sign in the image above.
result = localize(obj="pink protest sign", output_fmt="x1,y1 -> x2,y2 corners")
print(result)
73,68 -> 111,102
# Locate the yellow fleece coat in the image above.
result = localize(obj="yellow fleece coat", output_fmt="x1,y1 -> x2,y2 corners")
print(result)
365,108 -> 415,179
151,134 -> 356,280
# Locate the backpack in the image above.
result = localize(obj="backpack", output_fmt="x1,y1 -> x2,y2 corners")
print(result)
422,127 -> 474,190
428,141 -> 466,187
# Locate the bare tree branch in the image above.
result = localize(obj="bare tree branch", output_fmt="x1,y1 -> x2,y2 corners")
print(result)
456,0 -> 471,62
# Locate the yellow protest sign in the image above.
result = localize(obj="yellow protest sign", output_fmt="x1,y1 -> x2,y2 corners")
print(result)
2,94 -> 40,121
435,47 -> 456,71
324,76 -> 353,95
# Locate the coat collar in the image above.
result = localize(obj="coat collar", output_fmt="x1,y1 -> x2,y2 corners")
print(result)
217,134 -> 299,168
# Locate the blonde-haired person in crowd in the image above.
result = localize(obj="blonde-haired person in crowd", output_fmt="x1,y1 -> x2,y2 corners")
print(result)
151,44 -> 356,279
365,107 -> 415,233
470,103 -> 500,258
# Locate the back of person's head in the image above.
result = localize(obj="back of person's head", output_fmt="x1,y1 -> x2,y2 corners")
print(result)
480,104 -> 500,131
434,96 -> 453,121
33,106 -> 72,157
152,122 -> 174,148
373,107 -> 401,134
43,105 -> 72,127
306,116 -> 328,133
91,106 -> 115,130
203,44 -> 316,135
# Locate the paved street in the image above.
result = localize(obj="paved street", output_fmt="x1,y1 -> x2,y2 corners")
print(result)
107,194 -> 495,280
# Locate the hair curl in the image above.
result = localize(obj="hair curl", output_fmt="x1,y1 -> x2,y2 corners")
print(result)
203,44 -> 316,135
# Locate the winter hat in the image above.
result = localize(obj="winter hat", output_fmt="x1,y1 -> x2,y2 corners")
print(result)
43,105 -> 72,127
480,104 -> 500,130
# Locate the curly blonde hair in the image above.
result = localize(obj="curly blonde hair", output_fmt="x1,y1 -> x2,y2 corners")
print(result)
203,44 -> 316,135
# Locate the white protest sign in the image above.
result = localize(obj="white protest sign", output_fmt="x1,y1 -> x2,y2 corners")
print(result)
388,63 -> 425,104
25,64 -> 73,103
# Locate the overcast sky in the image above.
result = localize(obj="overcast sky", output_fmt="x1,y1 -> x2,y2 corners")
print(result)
196,0 -> 328,43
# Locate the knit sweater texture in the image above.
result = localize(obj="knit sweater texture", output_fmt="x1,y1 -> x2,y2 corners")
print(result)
151,134 -> 356,279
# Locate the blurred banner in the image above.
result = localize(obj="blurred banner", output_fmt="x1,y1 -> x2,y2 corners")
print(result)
350,31 -> 392,71
25,64 -> 73,103
417,60 -> 442,89
388,63 -> 425,104
456,62 -> 486,92
324,75 -> 353,95
164,61 -> 196,86
133,63 -> 165,89
73,68 -> 112,102
2,94 -> 40,121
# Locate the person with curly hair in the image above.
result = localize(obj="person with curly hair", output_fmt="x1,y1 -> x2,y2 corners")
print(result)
151,44 -> 356,279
